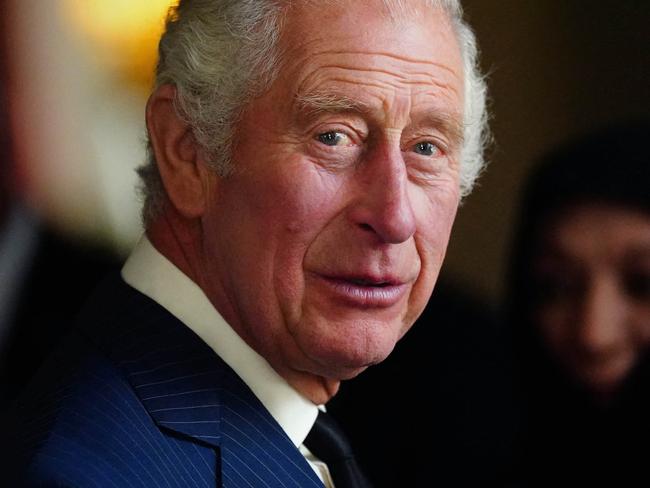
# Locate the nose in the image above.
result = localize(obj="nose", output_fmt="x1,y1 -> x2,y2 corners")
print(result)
348,141 -> 416,244
576,275 -> 628,357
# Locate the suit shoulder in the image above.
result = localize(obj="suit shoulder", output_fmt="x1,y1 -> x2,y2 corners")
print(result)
10,335 -> 151,484
8,332 -> 219,487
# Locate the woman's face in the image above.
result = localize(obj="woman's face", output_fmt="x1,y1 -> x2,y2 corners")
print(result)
532,202 -> 650,398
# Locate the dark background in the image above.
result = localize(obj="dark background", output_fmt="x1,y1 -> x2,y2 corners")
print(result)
443,0 -> 649,306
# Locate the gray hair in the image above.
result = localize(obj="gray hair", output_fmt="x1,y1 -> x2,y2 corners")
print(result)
138,0 -> 489,225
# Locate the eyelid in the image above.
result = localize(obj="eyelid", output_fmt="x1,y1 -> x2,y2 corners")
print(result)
409,127 -> 451,146
313,124 -> 365,145
404,137 -> 448,156
317,130 -> 353,147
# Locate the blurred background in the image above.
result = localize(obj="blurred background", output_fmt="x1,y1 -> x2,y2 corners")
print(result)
0,0 -> 179,407
3,0 -> 176,256
2,0 -> 648,307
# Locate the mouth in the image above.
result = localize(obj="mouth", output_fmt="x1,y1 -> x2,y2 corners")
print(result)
346,277 -> 397,287
315,273 -> 410,308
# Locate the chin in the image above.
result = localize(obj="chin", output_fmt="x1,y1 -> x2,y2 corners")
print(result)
304,328 -> 398,380
308,362 -> 370,383
290,309 -> 405,379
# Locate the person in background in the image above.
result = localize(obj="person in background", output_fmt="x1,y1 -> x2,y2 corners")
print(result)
0,32 -> 120,408
8,0 -> 489,486
506,121 -> 650,487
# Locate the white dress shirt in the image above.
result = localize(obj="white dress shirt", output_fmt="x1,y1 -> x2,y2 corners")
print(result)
121,236 -> 334,486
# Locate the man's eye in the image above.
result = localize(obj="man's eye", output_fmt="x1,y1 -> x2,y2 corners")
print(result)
317,131 -> 351,147
413,141 -> 440,157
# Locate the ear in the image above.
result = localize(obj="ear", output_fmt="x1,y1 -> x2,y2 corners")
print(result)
146,84 -> 206,219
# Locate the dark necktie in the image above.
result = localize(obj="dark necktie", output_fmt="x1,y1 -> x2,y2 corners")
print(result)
304,410 -> 373,488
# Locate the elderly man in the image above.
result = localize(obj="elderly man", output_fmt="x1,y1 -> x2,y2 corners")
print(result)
10,0 -> 487,486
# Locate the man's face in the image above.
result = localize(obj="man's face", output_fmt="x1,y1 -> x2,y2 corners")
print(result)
199,1 -> 464,390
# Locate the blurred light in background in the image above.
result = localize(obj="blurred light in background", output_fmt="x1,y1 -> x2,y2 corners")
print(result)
63,0 -> 176,93
6,0 -> 177,255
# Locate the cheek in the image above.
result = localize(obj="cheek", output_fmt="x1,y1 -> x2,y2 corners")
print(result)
231,156 -> 346,249
633,304 -> 650,342
536,300 -> 570,336
403,190 -> 459,327
268,157 -> 348,229
415,189 -> 459,265
536,307 -> 588,375
538,311 -> 570,353
269,165 -> 349,306
629,306 -> 650,365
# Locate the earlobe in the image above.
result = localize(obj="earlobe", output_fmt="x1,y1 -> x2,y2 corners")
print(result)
146,84 -> 206,219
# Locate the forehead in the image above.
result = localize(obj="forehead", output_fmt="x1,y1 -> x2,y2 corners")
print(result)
547,203 -> 650,263
277,0 -> 463,116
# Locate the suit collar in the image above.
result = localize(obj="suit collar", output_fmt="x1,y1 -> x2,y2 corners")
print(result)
121,235 -> 319,448
76,274 -> 324,487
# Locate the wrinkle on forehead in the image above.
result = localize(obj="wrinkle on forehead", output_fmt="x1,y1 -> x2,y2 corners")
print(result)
294,59 -> 462,110
302,61 -> 460,92
306,70 -> 461,98
292,48 -> 462,96
279,0 -> 460,64
279,38 -> 461,82
300,50 -> 460,76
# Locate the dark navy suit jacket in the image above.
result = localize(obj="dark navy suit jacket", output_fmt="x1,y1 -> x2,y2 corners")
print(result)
9,273 -> 324,487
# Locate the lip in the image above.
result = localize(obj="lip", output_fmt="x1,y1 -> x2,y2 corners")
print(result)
313,273 -> 410,308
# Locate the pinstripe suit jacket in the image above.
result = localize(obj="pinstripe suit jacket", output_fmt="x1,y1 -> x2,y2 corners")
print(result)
10,273 -> 324,487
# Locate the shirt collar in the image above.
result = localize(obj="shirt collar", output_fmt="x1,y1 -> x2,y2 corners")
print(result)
121,234 -> 319,447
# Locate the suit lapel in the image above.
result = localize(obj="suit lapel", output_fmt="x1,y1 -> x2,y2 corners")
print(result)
77,273 -> 323,487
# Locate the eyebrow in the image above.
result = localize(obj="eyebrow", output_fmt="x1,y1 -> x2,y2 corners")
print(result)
294,89 -> 465,149
294,91 -> 371,118
413,112 -> 465,151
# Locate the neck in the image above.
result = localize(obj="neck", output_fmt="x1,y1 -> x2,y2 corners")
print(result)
147,208 -> 204,286
288,374 -> 341,405
146,208 -> 342,406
